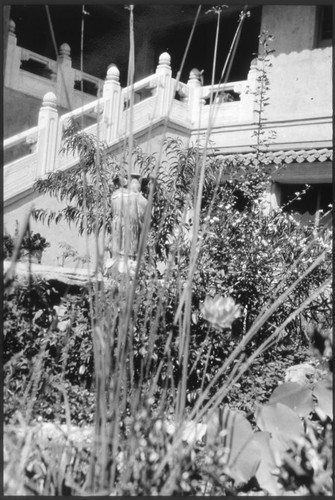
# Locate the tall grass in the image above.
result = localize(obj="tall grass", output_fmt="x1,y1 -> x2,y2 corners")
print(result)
3,6 -> 332,496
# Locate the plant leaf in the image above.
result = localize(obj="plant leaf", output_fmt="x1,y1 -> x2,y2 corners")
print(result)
256,402 -> 303,448
227,433 -> 261,485
253,431 -> 282,495
206,406 -> 260,485
268,382 -> 314,417
33,309 -> 43,322
313,380 -> 333,420
206,405 -> 253,453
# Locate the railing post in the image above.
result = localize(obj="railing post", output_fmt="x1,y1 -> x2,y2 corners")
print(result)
37,92 -> 59,177
187,68 -> 203,126
154,52 -> 173,117
4,20 -> 21,88
101,64 -> 122,143
56,43 -> 74,109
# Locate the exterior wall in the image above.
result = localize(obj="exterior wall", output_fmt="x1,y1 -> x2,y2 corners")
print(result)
4,88 -> 42,139
259,5 -> 332,217
261,6 -> 332,130
4,88 -> 68,142
4,192 -> 104,268
262,5 -> 317,53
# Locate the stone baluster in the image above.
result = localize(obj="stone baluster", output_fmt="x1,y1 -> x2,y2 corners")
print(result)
187,68 -> 203,126
57,43 -> 74,109
5,20 -> 21,88
37,92 -> 59,176
154,52 -> 173,117
101,64 -> 122,144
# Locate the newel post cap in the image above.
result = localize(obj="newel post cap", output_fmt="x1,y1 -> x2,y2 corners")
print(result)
42,92 -> 57,108
157,52 -> 171,69
106,64 -> 120,82
188,68 -> 202,83
9,19 -> 16,35
59,43 -> 71,59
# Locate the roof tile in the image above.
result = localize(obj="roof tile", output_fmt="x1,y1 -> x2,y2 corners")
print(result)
215,148 -> 332,166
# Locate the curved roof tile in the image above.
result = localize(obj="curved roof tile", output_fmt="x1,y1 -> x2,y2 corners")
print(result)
215,148 -> 333,166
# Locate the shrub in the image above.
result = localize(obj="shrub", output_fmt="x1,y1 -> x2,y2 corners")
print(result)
21,231 -> 50,252
3,233 -> 14,258
3,281 -> 95,425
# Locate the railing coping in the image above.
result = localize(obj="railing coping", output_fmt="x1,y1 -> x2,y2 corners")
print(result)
60,98 -> 103,123
4,126 -> 39,150
73,68 -> 104,85
202,80 -> 246,93
122,74 -> 157,96
13,42 -> 104,89
20,47 -> 58,70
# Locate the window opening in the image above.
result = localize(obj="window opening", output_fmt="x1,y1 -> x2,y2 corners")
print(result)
74,79 -> 98,96
316,6 -> 333,47
20,58 -> 54,79
281,183 -> 332,225
203,89 -> 240,105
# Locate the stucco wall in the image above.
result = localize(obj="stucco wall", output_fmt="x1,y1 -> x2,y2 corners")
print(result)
4,88 -> 42,139
262,5 -> 317,54
260,6 -> 332,124
4,191 -> 104,268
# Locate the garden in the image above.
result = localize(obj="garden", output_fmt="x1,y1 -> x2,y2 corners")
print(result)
3,27 -> 333,497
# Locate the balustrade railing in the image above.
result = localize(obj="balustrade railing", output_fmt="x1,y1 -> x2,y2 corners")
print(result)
4,47 -> 257,203
5,19 -> 104,110
202,81 -> 245,104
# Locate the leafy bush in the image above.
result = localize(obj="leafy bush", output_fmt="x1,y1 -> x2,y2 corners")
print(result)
3,281 -> 95,425
3,233 -> 14,258
21,231 -> 50,252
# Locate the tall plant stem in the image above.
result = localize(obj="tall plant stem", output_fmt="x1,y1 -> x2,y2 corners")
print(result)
153,249 -> 329,483
174,8 -> 250,326
199,274 -> 332,419
188,249 -> 329,420
209,7 -> 221,105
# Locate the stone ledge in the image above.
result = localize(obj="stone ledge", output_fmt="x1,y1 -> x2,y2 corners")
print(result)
3,260 -> 107,287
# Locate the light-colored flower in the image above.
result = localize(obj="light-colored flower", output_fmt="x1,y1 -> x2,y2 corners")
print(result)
200,295 -> 241,330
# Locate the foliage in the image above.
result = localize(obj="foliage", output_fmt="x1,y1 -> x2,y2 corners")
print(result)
3,227 -> 50,259
195,186 -> 332,336
203,361 -> 332,495
57,241 -> 91,266
3,282 -> 95,425
3,233 -> 14,258
21,230 -> 50,252
32,119 -> 119,235
141,137 -> 218,258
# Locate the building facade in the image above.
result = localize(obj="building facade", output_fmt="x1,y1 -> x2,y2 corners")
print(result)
3,4 -> 333,266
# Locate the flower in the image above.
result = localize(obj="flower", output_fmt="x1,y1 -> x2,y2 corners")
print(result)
200,295 -> 241,330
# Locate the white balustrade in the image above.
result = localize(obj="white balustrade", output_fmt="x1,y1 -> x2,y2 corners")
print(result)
4,48 -> 256,203
4,126 -> 39,150
4,20 -> 104,109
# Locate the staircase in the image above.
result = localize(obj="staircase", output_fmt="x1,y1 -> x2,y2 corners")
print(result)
4,52 -> 258,206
